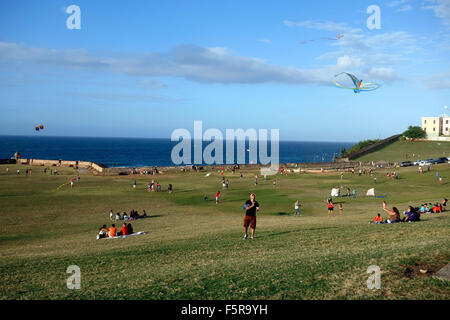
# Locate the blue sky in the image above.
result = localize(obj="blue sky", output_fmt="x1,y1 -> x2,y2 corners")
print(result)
0,0 -> 449,141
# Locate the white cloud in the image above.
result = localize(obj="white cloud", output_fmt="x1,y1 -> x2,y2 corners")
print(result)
0,40 -> 406,87
424,0 -> 450,26
258,39 -> 272,44
336,56 -> 363,68
0,42 -> 334,86
367,67 -> 401,82
419,71 -> 450,89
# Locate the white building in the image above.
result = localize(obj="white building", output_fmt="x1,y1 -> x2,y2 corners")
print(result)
421,115 -> 450,141
442,116 -> 450,136
421,117 -> 442,138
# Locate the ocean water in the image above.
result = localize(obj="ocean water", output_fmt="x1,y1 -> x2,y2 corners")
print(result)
0,136 -> 354,167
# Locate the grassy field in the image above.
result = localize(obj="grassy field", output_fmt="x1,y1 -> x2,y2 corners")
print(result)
355,140 -> 450,162
0,161 -> 449,300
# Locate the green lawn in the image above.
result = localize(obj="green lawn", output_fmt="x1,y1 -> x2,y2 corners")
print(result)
0,162 -> 449,300
355,140 -> 450,162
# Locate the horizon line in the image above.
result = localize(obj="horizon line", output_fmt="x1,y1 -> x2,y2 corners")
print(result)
0,134 -> 359,144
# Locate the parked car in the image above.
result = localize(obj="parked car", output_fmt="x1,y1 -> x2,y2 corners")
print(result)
432,157 -> 449,164
419,161 -> 431,166
400,161 -> 413,167
413,160 -> 422,166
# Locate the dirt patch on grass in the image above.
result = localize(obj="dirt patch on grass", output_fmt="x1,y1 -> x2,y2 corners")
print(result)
398,254 -> 449,279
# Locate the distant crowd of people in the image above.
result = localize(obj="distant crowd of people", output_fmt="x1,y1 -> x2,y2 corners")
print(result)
110,209 -> 148,221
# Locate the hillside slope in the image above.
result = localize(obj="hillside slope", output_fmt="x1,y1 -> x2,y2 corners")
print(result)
355,140 -> 450,162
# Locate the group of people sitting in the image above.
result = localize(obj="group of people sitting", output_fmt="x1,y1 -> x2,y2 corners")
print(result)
97,223 -> 134,239
372,199 -> 447,224
110,209 -> 148,221
419,200 -> 447,214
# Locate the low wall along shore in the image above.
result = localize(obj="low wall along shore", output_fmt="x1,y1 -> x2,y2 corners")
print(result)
13,158 -> 394,176
17,158 -> 106,173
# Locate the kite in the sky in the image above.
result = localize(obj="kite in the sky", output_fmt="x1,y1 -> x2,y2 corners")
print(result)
301,34 -> 344,44
35,124 -> 45,131
332,72 -> 381,93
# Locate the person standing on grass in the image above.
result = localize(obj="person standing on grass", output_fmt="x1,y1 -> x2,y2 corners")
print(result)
216,190 -> 220,204
353,188 -> 356,198
254,174 -> 258,185
133,180 -> 136,190
294,200 -> 301,216
243,193 -> 259,240
339,203 -> 343,216
109,210 -> 114,221
168,183 -> 173,193
327,199 -> 334,217
436,172 -> 439,181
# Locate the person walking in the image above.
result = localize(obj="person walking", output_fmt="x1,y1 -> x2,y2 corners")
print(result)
243,193 -> 260,240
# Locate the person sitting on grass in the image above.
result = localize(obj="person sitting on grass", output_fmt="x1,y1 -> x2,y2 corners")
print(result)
402,206 -> 418,222
382,202 -> 401,223
130,210 -> 138,219
141,210 -> 148,218
427,203 -> 433,213
123,212 -> 129,220
420,204 -> 426,214
120,223 -> 128,236
433,203 -> 442,213
443,199 -> 448,211
97,225 -> 109,239
127,223 -> 134,234
372,213 -> 383,224
109,224 -> 117,237
115,212 -> 121,221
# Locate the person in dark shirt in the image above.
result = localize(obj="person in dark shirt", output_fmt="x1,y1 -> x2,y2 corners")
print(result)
243,193 -> 260,240
127,223 -> 133,234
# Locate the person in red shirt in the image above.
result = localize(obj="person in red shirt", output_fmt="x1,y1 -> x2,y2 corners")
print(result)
373,214 -> 383,224
216,191 -> 220,204
121,223 -> 128,236
327,200 -> 334,217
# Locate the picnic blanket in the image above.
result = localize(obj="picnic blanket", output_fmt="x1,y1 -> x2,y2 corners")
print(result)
99,231 -> 147,240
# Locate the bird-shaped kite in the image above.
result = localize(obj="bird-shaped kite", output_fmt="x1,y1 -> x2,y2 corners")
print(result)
332,72 -> 381,93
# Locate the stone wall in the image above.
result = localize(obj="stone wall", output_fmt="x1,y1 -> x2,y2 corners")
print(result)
346,134 -> 402,160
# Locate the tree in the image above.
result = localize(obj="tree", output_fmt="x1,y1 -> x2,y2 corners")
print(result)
403,126 -> 426,139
